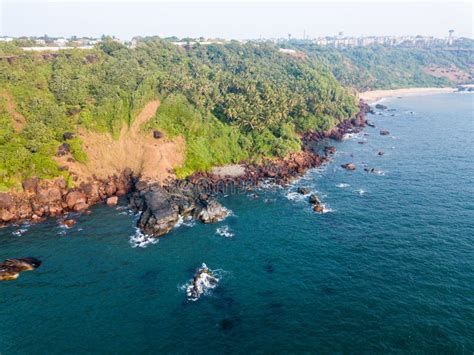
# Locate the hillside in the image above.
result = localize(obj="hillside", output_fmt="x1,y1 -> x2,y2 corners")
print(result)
288,43 -> 473,91
0,38 -> 357,191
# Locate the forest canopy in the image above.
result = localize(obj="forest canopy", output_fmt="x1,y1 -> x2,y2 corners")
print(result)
2,37 -> 471,189
0,38 -> 358,189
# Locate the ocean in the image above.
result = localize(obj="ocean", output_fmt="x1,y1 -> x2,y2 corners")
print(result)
1,93 -> 473,353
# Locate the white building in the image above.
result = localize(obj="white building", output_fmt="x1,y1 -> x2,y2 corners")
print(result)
0,37 -> 13,42
54,38 -> 68,46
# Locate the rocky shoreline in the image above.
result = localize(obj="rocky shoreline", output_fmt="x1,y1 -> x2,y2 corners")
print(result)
0,169 -> 133,226
1,99 -> 372,237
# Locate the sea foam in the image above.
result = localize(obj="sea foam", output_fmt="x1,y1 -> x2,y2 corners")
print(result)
129,228 -> 159,248
216,225 -> 235,238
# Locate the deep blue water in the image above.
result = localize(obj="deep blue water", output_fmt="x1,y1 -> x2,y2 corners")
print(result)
1,93 -> 473,353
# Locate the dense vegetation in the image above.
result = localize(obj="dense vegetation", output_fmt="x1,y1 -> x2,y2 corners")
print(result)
289,43 -> 473,90
2,37 -> 470,190
0,38 -> 357,189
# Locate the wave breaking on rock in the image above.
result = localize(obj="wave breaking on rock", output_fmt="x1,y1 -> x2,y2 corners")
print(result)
183,263 -> 220,301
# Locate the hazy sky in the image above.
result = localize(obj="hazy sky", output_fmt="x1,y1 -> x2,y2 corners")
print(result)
1,0 -> 472,40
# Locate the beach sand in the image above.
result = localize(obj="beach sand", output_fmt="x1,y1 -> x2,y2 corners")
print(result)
359,87 -> 456,103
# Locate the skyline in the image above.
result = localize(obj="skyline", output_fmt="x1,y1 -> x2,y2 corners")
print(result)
1,1 -> 472,40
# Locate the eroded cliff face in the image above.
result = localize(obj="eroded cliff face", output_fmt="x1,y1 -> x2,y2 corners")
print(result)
54,100 -> 185,186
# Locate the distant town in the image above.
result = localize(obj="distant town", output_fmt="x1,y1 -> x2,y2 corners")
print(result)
0,30 -> 472,51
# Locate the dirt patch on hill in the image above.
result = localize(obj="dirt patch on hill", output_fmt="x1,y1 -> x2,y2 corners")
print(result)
0,90 -> 26,131
55,100 -> 185,184
423,65 -> 471,83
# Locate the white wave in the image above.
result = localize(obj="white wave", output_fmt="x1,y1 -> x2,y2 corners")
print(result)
354,189 -> 366,196
118,208 -> 136,216
336,183 -> 350,188
11,222 -> 31,236
174,215 -> 197,228
182,263 -> 221,301
286,191 -> 307,201
342,133 -> 357,141
216,225 -> 234,238
129,228 -> 159,248
320,203 -> 335,214
174,215 -> 184,228
222,207 -> 234,220
182,215 -> 196,227
257,179 -> 284,190
12,228 -> 28,236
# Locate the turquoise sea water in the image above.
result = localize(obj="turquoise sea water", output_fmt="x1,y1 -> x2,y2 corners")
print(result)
1,93 -> 473,353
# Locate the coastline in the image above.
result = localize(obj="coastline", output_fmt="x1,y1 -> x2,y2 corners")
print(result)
358,87 -> 456,104
0,101 -> 372,233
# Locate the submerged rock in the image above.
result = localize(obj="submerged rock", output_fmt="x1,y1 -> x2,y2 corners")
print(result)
375,104 -> 388,110
0,257 -> 42,281
380,129 -> 390,136
60,219 -> 76,228
341,163 -> 356,171
378,151 -> 385,156
365,120 -> 376,128
324,146 -> 336,155
364,167 -> 383,174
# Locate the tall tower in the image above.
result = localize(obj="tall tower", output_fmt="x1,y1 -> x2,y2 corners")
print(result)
448,30 -> 454,46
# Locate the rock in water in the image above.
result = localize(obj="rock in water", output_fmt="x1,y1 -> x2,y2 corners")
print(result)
106,196 -> 118,206
313,204 -> 324,213
324,146 -> 336,155
380,130 -> 390,136
194,199 -> 228,224
60,219 -> 76,228
375,104 -> 387,110
297,187 -> 311,195
365,120 -> 376,128
341,163 -> 356,171
0,257 -> 42,281
309,194 -> 321,205
186,263 -> 219,301
136,186 -> 180,237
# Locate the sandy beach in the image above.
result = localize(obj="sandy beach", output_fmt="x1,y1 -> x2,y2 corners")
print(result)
359,87 -> 457,103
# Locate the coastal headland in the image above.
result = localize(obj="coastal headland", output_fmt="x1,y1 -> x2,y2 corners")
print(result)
0,100 -> 372,236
